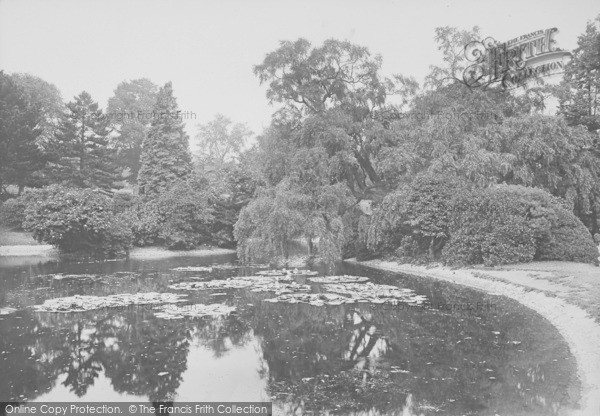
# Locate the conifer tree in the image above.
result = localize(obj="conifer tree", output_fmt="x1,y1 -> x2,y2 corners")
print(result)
138,82 -> 192,198
53,91 -> 119,191
558,17 -> 600,133
0,71 -> 46,195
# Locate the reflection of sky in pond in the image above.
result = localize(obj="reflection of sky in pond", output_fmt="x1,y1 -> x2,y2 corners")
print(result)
0,254 -> 581,415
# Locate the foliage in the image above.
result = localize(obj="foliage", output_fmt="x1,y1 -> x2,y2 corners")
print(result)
443,188 -> 537,266
22,185 -> 132,257
537,206 -> 600,263
443,185 -> 598,266
341,205 -> 372,260
50,92 -> 120,191
10,73 -> 64,148
129,199 -> 162,247
558,15 -> 600,133
235,147 -> 354,265
138,82 -> 192,199
367,179 -> 597,266
0,197 -> 28,229
367,174 -> 469,259
204,160 -> 258,248
130,178 -> 216,250
481,115 -> 600,234
107,78 -> 158,182
156,179 -> 215,249
195,114 -> 252,167
253,38 -> 417,199
0,71 -> 46,194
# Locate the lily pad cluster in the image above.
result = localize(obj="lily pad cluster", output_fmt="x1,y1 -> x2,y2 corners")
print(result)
171,266 -> 215,272
33,292 -> 187,313
154,303 -> 236,320
171,264 -> 269,272
264,281 -> 428,306
256,269 -> 319,276
323,282 -> 428,304
308,275 -> 370,283
169,275 -> 310,295
0,307 -> 18,316
52,274 -> 98,282
264,293 -> 354,306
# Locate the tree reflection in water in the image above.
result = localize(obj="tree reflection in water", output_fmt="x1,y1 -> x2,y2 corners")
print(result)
344,310 -> 389,387
0,259 -> 581,415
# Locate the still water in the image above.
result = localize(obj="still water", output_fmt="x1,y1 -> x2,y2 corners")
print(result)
0,254 -> 580,415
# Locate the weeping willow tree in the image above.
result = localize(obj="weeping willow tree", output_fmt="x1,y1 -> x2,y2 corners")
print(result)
234,147 -> 354,265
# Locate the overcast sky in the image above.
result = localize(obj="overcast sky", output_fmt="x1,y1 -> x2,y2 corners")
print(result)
1,0 -> 599,150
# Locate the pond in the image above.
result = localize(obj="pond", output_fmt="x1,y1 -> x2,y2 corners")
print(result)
0,254 -> 580,415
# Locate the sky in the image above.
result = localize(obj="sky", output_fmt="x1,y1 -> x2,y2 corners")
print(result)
1,0 -> 599,150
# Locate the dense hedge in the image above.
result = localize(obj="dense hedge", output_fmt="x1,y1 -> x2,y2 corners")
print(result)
367,174 -> 471,261
368,176 -> 599,266
130,179 -> 215,250
22,185 -> 133,258
0,197 -> 28,229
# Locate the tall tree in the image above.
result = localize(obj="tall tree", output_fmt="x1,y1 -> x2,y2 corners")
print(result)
558,16 -> 600,133
138,82 -> 192,198
195,114 -> 251,168
10,73 -> 64,148
107,79 -> 158,182
254,38 -> 412,198
52,91 -> 119,191
0,71 -> 46,194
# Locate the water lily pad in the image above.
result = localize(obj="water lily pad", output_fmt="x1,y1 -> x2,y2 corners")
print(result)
264,293 -> 355,305
154,303 -> 237,320
169,276 -> 309,295
322,282 -> 428,304
170,266 -> 213,272
0,307 -> 18,316
308,275 -> 369,283
52,274 -> 97,281
256,268 -> 318,276
33,292 -> 187,313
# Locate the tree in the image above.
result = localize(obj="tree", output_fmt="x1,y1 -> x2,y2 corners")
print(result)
107,79 -> 158,182
22,185 -> 133,257
425,26 -> 482,88
478,115 -> 600,234
0,71 -> 46,195
558,16 -> 600,133
254,39 -> 410,198
235,147 -> 354,265
52,91 -> 120,191
156,178 -> 215,249
138,82 -> 192,198
195,114 -> 251,167
10,73 -> 64,148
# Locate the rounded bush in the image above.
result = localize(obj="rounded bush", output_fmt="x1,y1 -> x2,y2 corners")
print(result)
0,197 -> 27,229
443,185 -> 598,266
22,185 -> 133,258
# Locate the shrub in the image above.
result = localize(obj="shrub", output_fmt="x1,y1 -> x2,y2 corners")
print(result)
443,185 -> 598,266
130,200 -> 162,246
155,179 -> 214,250
367,173 -> 471,259
342,206 -> 372,260
537,207 -> 599,263
0,197 -> 28,229
22,185 -> 132,257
